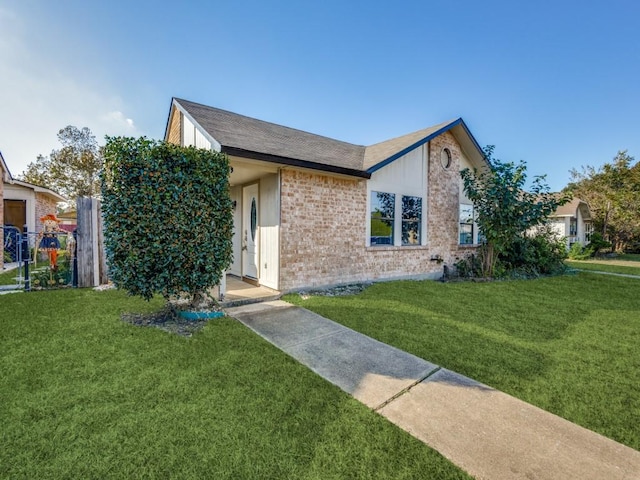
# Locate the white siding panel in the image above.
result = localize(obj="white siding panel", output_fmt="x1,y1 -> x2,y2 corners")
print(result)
367,145 -> 427,246
183,116 -> 195,147
195,129 -> 211,150
369,146 -> 424,196
259,174 -> 280,290
459,152 -> 474,202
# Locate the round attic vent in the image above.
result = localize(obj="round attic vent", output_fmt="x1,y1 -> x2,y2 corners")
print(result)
441,148 -> 452,170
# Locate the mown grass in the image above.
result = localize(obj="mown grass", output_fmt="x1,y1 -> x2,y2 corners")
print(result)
0,265 -> 21,286
566,253 -> 640,276
0,289 -> 469,479
285,273 -> 640,451
565,261 -> 640,275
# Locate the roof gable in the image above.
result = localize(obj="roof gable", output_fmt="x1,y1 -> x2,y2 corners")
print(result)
167,98 -> 486,177
364,119 -> 460,172
173,98 -> 365,172
0,151 -> 12,182
553,198 -> 592,220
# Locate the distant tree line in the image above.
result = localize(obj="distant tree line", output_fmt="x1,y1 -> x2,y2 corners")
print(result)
565,151 -> 640,253
20,125 -> 102,202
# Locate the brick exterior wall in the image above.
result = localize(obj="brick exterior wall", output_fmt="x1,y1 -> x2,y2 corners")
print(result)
279,170 -> 368,291
278,131 -> 476,291
426,131 -> 476,266
35,193 -> 59,233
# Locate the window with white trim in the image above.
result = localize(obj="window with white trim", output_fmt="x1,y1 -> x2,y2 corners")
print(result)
370,192 -> 425,246
370,191 -> 395,245
402,196 -> 422,245
459,204 -> 474,245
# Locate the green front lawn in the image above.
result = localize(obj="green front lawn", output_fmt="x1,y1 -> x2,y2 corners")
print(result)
286,273 -> 640,451
0,265 -> 22,286
566,261 -> 640,275
566,254 -> 640,276
0,289 -> 468,479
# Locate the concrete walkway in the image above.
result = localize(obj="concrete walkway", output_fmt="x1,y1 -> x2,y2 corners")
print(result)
573,269 -> 640,279
225,300 -> 640,480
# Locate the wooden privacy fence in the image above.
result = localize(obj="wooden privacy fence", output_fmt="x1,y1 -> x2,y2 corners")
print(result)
76,197 -> 108,287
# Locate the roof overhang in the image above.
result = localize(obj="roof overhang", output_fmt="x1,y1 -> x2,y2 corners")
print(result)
166,98 -> 370,180
4,179 -> 66,202
552,199 -> 592,221
222,146 -> 370,179
165,98 -> 222,150
0,151 -> 12,182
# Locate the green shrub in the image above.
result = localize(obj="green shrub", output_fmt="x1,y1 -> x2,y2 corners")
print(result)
101,138 -> 233,306
454,227 -> 567,279
567,242 -> 584,260
568,233 -> 613,260
568,241 -> 590,260
588,232 -> 611,256
454,253 -> 483,278
497,228 -> 566,277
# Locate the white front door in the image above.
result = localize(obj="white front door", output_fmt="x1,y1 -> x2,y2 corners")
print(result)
242,184 -> 259,280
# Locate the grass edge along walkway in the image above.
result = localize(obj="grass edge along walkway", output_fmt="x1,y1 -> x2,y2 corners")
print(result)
227,300 -> 640,480
285,272 -> 640,452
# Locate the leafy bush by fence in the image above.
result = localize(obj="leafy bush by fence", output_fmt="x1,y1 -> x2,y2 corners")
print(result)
101,138 -> 233,304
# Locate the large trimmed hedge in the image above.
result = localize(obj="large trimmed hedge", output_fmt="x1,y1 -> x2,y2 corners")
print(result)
101,137 -> 233,303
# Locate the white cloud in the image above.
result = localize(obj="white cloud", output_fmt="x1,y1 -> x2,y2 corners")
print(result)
100,111 -> 139,136
0,7 -> 141,177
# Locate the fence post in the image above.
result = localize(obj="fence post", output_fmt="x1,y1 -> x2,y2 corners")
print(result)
22,224 -> 30,292
72,228 -> 78,288
77,197 -> 93,287
76,197 -> 107,287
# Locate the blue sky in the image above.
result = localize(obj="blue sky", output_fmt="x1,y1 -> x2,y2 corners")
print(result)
1,0 -> 639,191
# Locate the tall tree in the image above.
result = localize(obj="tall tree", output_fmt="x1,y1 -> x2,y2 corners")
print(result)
20,126 -> 103,200
567,151 -> 640,251
461,146 -> 570,277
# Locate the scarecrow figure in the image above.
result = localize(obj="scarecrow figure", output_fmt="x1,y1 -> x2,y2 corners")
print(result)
38,214 -> 61,269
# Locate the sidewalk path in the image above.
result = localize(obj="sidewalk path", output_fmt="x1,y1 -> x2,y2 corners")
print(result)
225,300 -> 640,480
573,269 -> 640,279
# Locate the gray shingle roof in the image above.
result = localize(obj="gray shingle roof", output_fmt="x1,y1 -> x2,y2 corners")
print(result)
553,198 -> 592,220
172,98 -> 481,176
363,120 -> 457,171
175,98 -> 365,171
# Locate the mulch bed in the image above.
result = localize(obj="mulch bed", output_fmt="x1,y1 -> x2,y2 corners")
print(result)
121,306 -> 219,337
296,283 -> 371,298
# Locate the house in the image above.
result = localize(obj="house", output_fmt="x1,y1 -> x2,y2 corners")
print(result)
164,98 -> 489,292
2,152 -> 66,264
549,198 -> 593,248
56,208 -> 77,233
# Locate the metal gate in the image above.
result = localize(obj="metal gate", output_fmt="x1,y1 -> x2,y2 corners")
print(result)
1,226 -> 24,291
1,226 -> 76,291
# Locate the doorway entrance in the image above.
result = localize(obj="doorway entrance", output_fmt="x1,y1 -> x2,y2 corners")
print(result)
3,199 -> 26,228
242,183 -> 259,283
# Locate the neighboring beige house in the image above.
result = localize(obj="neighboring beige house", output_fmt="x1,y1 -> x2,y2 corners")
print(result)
2,153 -> 66,235
165,98 -> 489,292
549,198 -> 593,248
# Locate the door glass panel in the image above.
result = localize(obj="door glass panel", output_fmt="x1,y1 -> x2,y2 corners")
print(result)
250,198 -> 257,241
